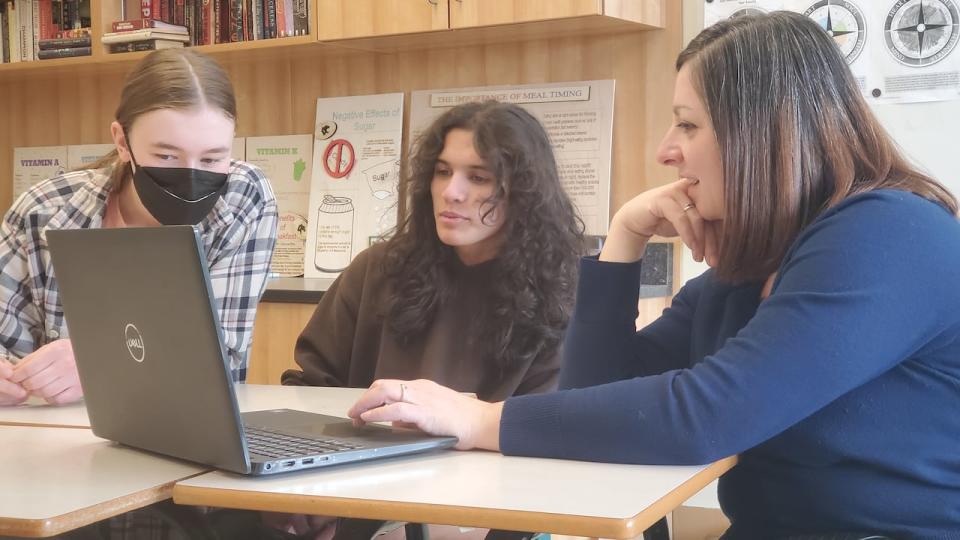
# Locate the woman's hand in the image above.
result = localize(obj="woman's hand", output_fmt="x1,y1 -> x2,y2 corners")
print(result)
347,379 -> 503,452
602,179 -> 719,266
10,339 -> 83,405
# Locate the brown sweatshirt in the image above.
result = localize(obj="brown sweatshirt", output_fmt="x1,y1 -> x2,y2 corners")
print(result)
282,243 -> 560,401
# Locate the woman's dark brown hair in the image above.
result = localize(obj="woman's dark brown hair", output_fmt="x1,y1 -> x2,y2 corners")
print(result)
678,10 -> 957,283
383,101 -> 584,370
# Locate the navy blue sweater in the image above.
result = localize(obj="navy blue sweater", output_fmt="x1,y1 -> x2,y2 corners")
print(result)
500,190 -> 960,539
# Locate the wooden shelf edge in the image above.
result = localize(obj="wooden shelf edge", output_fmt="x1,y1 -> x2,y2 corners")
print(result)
317,14 -> 662,54
0,54 -> 95,74
173,483 -> 643,539
0,3 -> 667,77
0,35 -> 322,78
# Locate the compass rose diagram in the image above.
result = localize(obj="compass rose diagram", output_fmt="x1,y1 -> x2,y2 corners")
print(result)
804,1 -> 868,64
885,0 -> 960,67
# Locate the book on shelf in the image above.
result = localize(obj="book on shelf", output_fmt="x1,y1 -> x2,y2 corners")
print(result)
57,27 -> 90,38
60,0 -> 90,34
38,0 -> 55,40
37,44 -> 89,58
19,0 -> 34,60
0,7 -> 6,63
273,0 -> 283,37
281,0 -> 292,36
0,0 -> 97,63
264,0 -> 276,39
0,0 -> 314,56
38,34 -> 90,48
291,0 -> 306,36
5,0 -> 19,63
111,18 -> 186,31
101,27 -> 189,44
108,38 -> 183,52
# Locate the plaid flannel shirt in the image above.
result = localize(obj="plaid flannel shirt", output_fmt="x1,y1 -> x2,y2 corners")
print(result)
0,160 -> 277,382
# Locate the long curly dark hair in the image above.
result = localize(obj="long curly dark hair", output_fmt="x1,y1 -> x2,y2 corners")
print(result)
382,101 -> 584,370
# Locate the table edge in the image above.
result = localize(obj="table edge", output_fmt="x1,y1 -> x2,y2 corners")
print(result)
0,480 -> 184,538
173,455 -> 737,539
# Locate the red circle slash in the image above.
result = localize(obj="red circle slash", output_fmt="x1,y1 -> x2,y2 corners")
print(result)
323,139 -> 356,179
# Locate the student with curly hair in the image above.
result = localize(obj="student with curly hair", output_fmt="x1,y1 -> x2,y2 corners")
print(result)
282,100 -> 584,540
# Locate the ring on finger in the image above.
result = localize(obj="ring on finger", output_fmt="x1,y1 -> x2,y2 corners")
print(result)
682,202 -> 695,212
399,383 -> 407,403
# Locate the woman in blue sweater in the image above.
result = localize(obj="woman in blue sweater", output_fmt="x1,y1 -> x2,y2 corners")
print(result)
347,11 -> 960,539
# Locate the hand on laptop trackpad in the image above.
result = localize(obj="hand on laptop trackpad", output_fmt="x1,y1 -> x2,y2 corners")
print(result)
243,409 -> 416,443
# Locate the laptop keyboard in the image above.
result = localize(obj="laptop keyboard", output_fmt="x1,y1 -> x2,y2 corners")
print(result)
244,426 -> 365,459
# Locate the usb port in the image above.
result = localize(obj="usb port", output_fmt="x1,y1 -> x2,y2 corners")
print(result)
283,460 -> 296,468
302,458 -> 315,465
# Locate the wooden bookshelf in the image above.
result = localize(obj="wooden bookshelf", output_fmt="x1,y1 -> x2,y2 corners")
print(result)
0,0 -> 682,384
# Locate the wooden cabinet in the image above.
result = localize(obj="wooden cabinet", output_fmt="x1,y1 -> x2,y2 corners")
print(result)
316,0 -> 449,41
450,0 -> 602,28
450,0 -> 664,29
246,302 -> 316,385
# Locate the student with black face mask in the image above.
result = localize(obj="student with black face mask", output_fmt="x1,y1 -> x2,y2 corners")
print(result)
0,48 -> 278,407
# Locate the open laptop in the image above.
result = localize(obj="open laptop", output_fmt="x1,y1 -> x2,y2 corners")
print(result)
47,226 -> 457,475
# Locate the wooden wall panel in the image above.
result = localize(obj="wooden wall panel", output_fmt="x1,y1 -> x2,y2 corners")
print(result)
246,302 -> 317,385
0,70 -> 126,208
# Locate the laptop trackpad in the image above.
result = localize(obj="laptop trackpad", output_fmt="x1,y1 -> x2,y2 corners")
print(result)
242,409 -> 423,445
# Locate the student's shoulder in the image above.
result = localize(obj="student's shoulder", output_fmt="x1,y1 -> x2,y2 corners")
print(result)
225,160 -> 277,207
325,242 -> 393,302
6,169 -> 105,224
345,241 -> 391,276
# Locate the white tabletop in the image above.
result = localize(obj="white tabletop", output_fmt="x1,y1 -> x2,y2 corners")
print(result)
0,396 -> 92,428
175,450 -> 734,538
0,384 -> 363,429
1,385 -> 736,538
0,426 -> 205,538
174,387 -> 735,539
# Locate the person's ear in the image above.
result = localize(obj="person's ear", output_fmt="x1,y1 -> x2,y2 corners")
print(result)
110,121 -> 131,163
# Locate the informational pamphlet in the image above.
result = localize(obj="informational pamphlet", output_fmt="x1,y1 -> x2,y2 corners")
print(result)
246,135 -> 313,277
12,146 -> 69,201
305,92 -> 404,278
67,144 -> 115,170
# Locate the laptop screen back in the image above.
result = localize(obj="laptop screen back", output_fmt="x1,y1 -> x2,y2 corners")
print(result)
48,226 -> 252,473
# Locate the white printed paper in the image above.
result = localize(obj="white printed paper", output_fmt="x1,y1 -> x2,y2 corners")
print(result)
305,93 -> 404,278
13,146 -> 69,201
246,135 -> 313,277
702,0 -> 960,104
67,144 -> 115,170
232,138 -> 246,161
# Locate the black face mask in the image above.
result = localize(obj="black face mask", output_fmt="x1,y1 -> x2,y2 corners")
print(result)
125,133 -> 229,225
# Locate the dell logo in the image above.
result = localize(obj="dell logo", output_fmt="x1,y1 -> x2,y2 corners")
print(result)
124,323 -> 145,363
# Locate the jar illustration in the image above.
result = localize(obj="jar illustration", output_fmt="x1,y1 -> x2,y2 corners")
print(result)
314,195 -> 354,272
